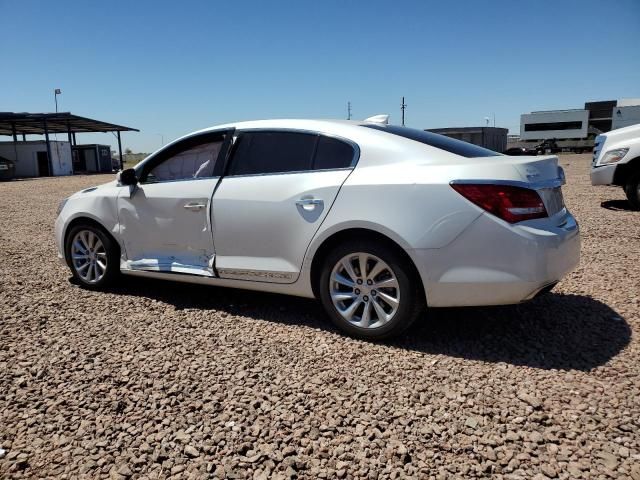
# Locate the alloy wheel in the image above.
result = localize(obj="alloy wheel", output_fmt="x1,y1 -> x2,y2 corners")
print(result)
329,252 -> 400,329
71,230 -> 107,284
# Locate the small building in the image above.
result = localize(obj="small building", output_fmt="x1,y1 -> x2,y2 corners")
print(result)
72,144 -> 113,173
0,140 -> 73,176
426,127 -> 508,152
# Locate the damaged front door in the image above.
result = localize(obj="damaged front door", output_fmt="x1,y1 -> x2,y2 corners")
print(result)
117,130 -> 232,276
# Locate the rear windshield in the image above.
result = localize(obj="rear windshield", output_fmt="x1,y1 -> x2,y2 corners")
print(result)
362,124 -> 500,158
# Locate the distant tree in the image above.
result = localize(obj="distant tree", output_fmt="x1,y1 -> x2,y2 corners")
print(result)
125,148 -> 133,154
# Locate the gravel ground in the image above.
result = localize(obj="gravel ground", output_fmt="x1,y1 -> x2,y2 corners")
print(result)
1,155 -> 639,479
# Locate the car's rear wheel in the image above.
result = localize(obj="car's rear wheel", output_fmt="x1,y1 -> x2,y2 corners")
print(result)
318,240 -> 424,339
624,171 -> 640,210
65,224 -> 119,288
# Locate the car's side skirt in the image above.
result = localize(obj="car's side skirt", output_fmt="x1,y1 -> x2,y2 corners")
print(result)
120,268 -> 316,299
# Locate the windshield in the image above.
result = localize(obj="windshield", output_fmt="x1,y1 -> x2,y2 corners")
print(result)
362,124 -> 501,158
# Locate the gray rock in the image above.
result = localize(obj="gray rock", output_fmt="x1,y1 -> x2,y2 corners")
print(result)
116,464 -> 133,477
184,445 -> 199,458
596,451 -> 618,470
518,392 -> 543,409
465,417 -> 479,429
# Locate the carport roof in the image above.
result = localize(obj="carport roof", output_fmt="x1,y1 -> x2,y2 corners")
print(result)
0,112 -> 139,136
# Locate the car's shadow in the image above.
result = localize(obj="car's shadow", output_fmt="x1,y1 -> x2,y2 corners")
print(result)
84,276 -> 630,372
601,199 -> 637,211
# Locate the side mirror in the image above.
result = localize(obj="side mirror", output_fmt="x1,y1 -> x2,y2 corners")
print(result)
119,168 -> 138,186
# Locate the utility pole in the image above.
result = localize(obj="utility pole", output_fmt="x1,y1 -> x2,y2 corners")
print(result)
347,101 -> 352,120
401,97 -> 407,126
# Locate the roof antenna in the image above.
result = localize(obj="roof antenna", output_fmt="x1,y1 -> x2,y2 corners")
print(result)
363,114 -> 389,125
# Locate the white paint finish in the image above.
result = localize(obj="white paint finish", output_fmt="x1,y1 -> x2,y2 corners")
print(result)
55,118 -> 581,309
310,154 -> 560,253
212,169 -> 351,282
591,123 -> 640,185
413,211 -> 580,306
117,178 -> 220,273
55,180 -> 122,259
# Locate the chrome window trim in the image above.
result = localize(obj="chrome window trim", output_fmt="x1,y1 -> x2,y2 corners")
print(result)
139,175 -> 221,186
450,178 -> 564,189
221,167 -> 353,180
225,128 -> 361,177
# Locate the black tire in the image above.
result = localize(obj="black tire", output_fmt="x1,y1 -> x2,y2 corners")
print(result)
624,171 -> 640,210
318,239 -> 424,340
64,223 -> 120,289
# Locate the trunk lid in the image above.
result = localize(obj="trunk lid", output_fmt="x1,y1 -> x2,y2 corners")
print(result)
506,155 -> 564,185
508,155 -> 566,218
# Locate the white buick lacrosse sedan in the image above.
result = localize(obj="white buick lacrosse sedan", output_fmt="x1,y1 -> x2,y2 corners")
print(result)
55,117 -> 580,339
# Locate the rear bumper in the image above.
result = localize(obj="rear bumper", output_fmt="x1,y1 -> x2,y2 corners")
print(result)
591,165 -> 617,185
412,211 -> 580,307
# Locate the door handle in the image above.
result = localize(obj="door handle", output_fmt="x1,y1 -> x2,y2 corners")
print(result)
184,202 -> 206,211
296,198 -> 323,211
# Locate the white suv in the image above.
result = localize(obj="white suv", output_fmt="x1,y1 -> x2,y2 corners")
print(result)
591,123 -> 640,209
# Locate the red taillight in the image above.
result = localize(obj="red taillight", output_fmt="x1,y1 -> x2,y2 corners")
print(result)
451,183 -> 548,223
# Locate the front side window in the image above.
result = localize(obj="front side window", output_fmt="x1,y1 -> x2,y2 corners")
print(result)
228,131 -> 317,176
141,133 -> 226,183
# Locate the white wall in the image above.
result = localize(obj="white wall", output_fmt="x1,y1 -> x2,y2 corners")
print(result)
520,110 -> 589,141
0,141 -> 73,177
612,105 -> 640,130
617,98 -> 640,107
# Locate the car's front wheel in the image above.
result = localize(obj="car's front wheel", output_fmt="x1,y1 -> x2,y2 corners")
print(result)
318,240 -> 424,340
624,171 -> 640,210
65,224 -> 119,288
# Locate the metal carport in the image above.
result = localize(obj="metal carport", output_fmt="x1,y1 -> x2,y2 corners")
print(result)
0,112 -> 139,173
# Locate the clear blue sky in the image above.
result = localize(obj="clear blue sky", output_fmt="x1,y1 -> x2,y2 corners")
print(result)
1,0 -> 639,152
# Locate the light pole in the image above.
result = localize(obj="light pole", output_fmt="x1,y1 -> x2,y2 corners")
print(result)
54,88 -> 62,113
156,133 -> 165,147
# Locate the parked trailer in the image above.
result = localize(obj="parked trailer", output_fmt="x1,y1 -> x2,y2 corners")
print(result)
507,138 -> 595,154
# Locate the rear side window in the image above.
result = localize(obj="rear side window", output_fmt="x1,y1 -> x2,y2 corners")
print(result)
228,131 -> 356,175
313,135 -> 355,170
228,131 -> 316,175
362,124 -> 500,158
